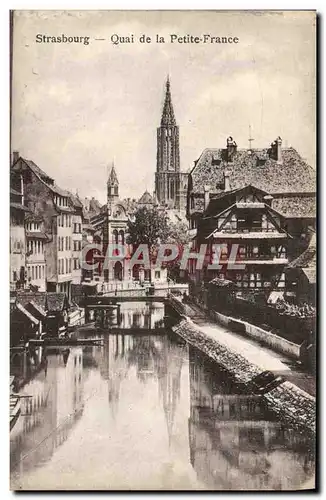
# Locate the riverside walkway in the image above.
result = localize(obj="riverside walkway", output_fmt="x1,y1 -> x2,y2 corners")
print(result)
179,301 -> 316,397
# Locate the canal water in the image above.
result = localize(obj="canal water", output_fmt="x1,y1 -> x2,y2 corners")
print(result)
10,302 -> 315,490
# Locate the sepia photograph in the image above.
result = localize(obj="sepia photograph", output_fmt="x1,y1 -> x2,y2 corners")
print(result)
9,10 -> 316,491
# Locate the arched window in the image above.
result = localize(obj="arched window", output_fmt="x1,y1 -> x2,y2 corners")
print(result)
118,230 -> 124,245
112,229 -> 118,244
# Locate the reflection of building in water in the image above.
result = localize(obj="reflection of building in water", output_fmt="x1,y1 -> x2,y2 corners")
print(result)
188,347 -> 315,490
98,334 -> 134,419
10,347 -> 84,480
156,335 -> 186,446
94,302 -> 166,330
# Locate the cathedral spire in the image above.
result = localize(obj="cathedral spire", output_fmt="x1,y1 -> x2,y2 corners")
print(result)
161,75 -> 176,126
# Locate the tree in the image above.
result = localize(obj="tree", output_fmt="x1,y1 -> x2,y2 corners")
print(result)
127,206 -> 191,281
127,206 -> 170,252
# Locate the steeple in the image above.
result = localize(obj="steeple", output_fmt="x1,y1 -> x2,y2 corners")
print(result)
107,161 -> 119,201
108,162 -> 118,186
161,75 -> 176,127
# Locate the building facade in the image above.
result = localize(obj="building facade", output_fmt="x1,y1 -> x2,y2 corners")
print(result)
91,165 -> 131,282
11,153 -> 83,298
25,214 -> 47,291
187,136 -> 316,256
10,182 -> 28,291
155,78 -> 188,212
189,185 -> 291,295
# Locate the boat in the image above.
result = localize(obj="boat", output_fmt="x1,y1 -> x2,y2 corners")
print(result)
10,394 -> 21,431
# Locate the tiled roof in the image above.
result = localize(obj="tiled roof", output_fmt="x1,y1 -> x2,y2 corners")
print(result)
89,197 -> 102,214
46,292 -> 68,312
51,184 -> 71,197
10,203 -> 31,212
26,231 -> 48,240
55,205 -> 75,213
69,193 -> 83,208
288,234 -> 316,269
138,191 -> 154,204
271,195 -> 316,218
190,146 -> 316,195
16,292 -> 47,310
302,268 -> 316,284
25,213 -> 44,222
22,159 -> 54,184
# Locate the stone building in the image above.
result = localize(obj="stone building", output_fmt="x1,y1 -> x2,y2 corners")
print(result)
155,77 -> 188,212
91,164 -> 131,282
25,213 -> 48,291
70,194 -> 84,284
11,153 -> 83,297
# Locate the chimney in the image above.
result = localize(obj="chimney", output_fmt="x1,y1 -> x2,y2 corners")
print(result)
270,136 -> 282,163
12,151 -> 19,165
224,170 -> 231,192
226,136 -> 237,162
204,185 -> 210,210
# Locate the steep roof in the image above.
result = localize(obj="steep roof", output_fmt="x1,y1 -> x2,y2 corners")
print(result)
89,197 -> 102,214
16,292 -> 47,310
288,233 -> 316,269
138,190 -> 154,204
67,192 -> 82,207
21,159 -> 54,184
108,165 -> 119,185
46,292 -> 69,312
271,195 -> 316,218
190,146 -> 316,195
160,77 -> 176,127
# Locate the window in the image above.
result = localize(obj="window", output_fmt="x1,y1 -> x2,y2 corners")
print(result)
155,271 -> 160,279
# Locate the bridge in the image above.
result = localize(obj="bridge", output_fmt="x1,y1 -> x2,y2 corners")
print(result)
84,294 -> 166,306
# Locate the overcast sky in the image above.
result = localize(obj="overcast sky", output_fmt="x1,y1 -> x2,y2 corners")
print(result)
11,10 -> 315,204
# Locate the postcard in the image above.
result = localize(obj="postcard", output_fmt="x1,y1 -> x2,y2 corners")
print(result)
10,10 -> 316,491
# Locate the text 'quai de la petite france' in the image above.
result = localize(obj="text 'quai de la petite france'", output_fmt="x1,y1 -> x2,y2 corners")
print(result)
109,34 -> 240,45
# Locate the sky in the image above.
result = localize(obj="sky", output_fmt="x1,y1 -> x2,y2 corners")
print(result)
11,10 -> 316,204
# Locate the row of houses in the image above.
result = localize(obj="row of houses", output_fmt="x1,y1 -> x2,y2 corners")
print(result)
10,152 -> 100,298
185,136 -> 316,307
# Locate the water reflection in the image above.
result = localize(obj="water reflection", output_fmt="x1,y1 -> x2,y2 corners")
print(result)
11,347 -> 84,484
188,347 -> 315,490
10,302 -> 315,490
91,301 -> 166,330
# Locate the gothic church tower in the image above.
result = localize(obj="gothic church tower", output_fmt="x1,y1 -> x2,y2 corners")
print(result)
155,77 -> 187,210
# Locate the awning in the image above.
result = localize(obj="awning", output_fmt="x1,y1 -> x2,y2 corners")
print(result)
16,302 -> 39,325
28,300 -> 47,319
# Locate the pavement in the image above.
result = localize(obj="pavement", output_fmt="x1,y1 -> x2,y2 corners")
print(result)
184,302 -> 316,397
